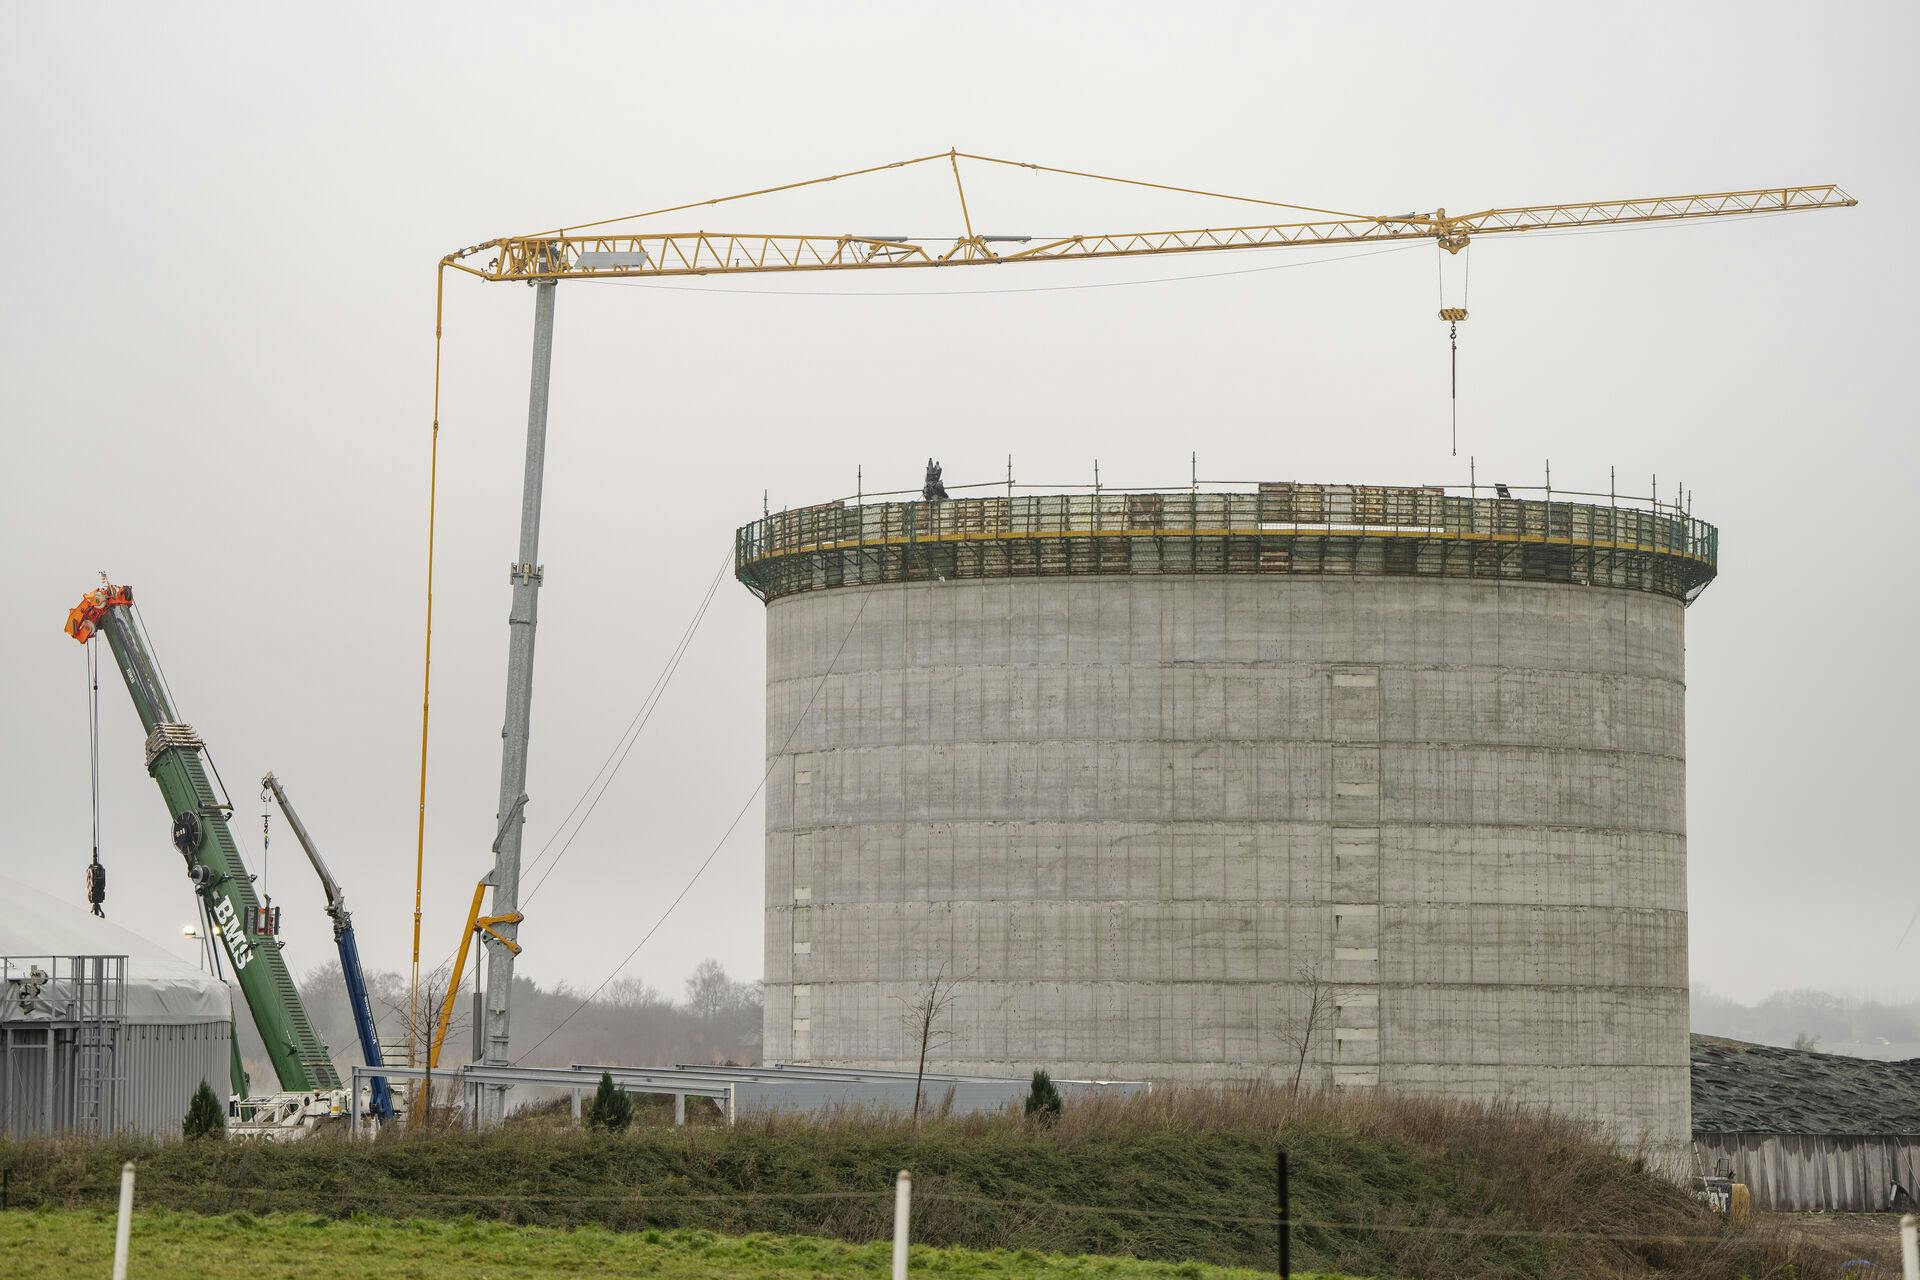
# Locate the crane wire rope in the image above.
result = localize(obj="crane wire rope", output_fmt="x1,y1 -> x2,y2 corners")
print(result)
512,587 -> 873,1065
520,543 -> 734,903
406,543 -> 735,998
85,637 -> 104,916
411,261 -> 450,1070
129,602 -> 254,867
538,148 -> 1369,238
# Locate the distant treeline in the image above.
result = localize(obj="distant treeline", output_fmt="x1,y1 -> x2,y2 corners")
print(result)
1690,983 -> 1920,1058
234,959 -> 761,1087
231,968 -> 1920,1086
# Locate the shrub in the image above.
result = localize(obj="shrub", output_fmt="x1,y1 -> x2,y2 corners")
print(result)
585,1072 -> 633,1132
182,1080 -> 225,1140
1023,1069 -> 1062,1125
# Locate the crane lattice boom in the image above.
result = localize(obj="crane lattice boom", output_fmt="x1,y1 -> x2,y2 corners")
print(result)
442,149 -> 1853,282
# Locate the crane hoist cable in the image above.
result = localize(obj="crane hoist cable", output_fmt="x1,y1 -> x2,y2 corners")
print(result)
84,634 -> 105,917
1436,243 -> 1473,455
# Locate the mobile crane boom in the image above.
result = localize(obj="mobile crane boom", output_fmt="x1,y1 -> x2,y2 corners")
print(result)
65,583 -> 340,1094
262,772 -> 393,1120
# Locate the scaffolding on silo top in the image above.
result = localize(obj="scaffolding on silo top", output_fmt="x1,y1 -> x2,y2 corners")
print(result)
735,480 -> 1716,605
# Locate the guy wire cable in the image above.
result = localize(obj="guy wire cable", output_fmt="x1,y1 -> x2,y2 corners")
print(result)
514,588 -> 873,1064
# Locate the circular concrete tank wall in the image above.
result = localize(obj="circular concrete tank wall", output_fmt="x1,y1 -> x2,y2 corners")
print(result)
736,483 -> 1715,1158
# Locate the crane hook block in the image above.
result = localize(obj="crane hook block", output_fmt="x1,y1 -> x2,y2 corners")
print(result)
1438,308 -> 1468,323
172,811 -> 202,856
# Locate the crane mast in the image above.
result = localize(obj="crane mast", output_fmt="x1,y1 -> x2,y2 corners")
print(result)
65,584 -> 340,1095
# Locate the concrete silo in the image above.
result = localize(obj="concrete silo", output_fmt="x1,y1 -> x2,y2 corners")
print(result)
735,481 -> 1715,1158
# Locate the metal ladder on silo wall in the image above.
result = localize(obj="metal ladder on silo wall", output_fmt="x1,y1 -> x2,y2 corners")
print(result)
69,955 -> 126,1135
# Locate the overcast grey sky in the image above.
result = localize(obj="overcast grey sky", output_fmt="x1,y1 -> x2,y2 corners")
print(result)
2,2 -> 1912,1009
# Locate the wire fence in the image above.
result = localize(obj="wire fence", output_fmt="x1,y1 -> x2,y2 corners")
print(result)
0,1176 -> 1804,1249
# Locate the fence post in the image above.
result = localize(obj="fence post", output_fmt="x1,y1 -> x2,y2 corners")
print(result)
111,1161 -> 135,1280
1900,1212 -> 1917,1280
892,1169 -> 912,1280
1276,1149 -> 1290,1279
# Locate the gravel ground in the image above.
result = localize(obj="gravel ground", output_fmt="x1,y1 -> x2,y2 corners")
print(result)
1761,1212 -> 1909,1271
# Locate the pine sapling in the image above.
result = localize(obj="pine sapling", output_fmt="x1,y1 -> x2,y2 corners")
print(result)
1024,1068 -> 1063,1125
183,1080 -> 225,1140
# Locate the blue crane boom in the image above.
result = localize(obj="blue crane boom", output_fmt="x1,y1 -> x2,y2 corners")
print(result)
262,773 -> 393,1121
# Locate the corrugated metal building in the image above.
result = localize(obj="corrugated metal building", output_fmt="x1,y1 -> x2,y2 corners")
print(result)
2,873 -> 232,1138
1691,1034 -> 1920,1212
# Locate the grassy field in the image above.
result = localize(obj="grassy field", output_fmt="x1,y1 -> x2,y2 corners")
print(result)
0,1209 -> 1343,1279
0,1086 -> 1854,1279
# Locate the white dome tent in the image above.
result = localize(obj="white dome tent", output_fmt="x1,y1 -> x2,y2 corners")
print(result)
1,872 -> 233,1137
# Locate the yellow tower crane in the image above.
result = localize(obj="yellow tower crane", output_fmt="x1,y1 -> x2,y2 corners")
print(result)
410,150 -> 1854,1114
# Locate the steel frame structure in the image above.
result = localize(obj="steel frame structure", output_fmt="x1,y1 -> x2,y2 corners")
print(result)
1,954 -> 125,1139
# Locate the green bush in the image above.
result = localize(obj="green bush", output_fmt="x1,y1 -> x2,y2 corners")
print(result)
1023,1069 -> 1063,1125
585,1072 -> 634,1132
182,1081 -> 225,1140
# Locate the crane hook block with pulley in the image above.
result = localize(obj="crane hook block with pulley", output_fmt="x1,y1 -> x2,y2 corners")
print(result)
1439,307 -> 1468,322
172,811 -> 202,856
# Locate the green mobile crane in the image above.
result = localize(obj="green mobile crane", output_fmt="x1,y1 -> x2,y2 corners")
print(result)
65,583 -> 340,1104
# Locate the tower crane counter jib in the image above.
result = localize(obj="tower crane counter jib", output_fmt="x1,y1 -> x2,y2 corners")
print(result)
64,583 -> 343,1106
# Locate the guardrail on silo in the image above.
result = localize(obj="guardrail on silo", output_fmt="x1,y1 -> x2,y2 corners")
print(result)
735,481 -> 1716,604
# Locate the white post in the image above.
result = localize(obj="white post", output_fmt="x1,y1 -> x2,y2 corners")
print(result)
891,1169 -> 912,1280
111,1161 -> 135,1280
1900,1213 -> 1917,1280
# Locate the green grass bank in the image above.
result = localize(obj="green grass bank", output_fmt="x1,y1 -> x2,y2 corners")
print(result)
2,1210 -> 1337,1280
0,1086 -> 1849,1279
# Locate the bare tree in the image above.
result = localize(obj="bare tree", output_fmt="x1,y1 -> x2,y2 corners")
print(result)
379,960 -> 471,1129
1277,960 -> 1340,1096
686,958 -> 753,1020
897,964 -> 962,1124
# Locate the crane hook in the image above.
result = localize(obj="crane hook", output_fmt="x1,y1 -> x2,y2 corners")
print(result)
1438,308 -> 1468,456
